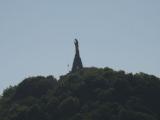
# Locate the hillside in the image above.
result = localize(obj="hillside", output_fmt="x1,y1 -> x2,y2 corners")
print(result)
0,67 -> 160,120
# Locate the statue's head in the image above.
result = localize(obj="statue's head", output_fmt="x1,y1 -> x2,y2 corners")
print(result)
74,39 -> 79,48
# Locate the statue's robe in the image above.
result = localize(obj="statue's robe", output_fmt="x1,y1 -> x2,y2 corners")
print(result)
72,39 -> 83,72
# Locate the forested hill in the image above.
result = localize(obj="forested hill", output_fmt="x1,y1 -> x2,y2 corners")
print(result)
0,67 -> 160,120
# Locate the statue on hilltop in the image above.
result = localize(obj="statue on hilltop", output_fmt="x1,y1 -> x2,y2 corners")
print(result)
71,39 -> 83,72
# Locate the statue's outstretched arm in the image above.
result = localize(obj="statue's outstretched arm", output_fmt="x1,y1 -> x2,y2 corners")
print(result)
74,39 -> 78,45
74,39 -> 79,48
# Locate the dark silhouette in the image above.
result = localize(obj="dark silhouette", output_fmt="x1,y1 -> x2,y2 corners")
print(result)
1,67 -> 160,120
0,67 -> 160,120
71,39 -> 83,72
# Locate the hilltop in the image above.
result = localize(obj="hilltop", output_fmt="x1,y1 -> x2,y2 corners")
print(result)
0,67 -> 160,120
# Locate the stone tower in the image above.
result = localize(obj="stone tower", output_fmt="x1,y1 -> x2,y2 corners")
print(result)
71,39 -> 83,72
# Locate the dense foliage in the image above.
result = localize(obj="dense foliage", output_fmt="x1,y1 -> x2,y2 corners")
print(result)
0,67 -> 160,120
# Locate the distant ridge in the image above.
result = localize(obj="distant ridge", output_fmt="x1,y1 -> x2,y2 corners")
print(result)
0,67 -> 160,120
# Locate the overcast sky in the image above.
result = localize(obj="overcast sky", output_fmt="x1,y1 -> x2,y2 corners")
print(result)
0,0 -> 160,94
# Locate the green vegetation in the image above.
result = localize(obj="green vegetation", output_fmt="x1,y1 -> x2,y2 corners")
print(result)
0,67 -> 160,120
